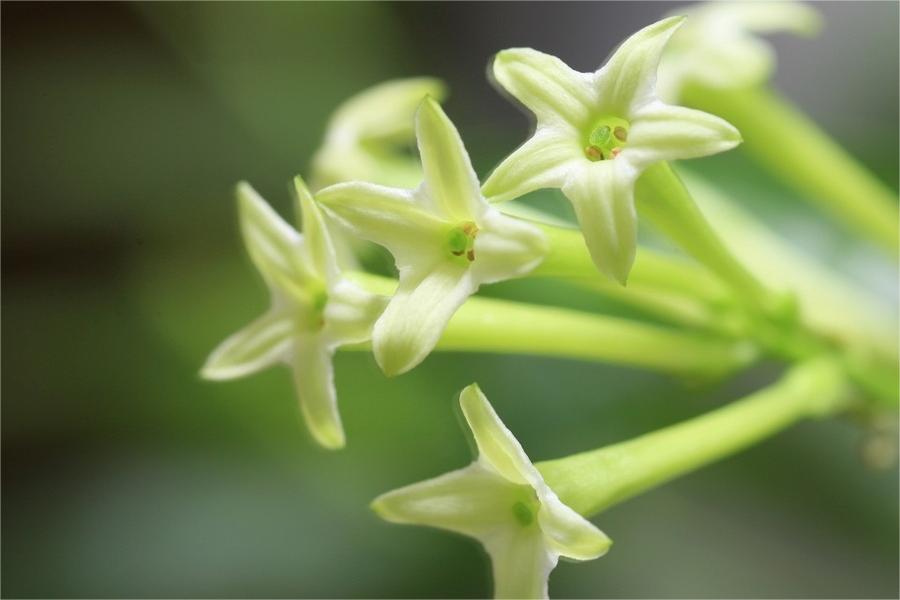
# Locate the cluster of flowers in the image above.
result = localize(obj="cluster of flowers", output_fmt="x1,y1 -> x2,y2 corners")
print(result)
200,4 -> 896,598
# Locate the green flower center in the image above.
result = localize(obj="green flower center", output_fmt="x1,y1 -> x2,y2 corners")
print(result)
511,501 -> 535,526
447,221 -> 479,262
296,286 -> 329,332
511,488 -> 540,528
584,116 -> 629,162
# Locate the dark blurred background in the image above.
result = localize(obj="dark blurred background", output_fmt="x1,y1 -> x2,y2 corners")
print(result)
2,2 -> 898,598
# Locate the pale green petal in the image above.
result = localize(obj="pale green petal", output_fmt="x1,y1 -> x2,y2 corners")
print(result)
459,383 -> 542,487
471,210 -> 548,285
416,97 -> 483,220
482,128 -> 582,203
325,77 -> 446,145
562,161 -> 638,284
316,182 -> 447,270
537,490 -> 612,561
483,528 -> 557,599
294,175 -> 338,281
237,182 -> 316,294
492,48 -> 594,127
371,463 -> 519,538
292,336 -> 344,450
713,1 -> 821,34
594,16 -> 685,114
323,279 -> 388,345
624,101 -> 741,168
201,310 -> 293,380
373,262 -> 474,376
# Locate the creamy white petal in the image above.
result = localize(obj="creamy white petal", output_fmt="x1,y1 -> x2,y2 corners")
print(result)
316,181 -> 447,271
594,16 -> 685,115
471,210 -> 548,285
537,489 -> 612,561
492,47 -> 595,127
483,527 -> 558,600
201,310 -> 293,380
294,175 -> 339,282
562,161 -> 638,284
482,127 -> 582,203
292,335 -> 344,450
373,262 -> 475,376
323,279 -> 388,345
416,97 -> 484,221
371,463 -> 520,538
624,100 -> 741,169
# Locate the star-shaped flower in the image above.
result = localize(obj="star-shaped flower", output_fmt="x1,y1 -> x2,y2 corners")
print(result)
372,383 -> 611,599
201,177 -> 387,449
316,98 -> 547,376
657,2 -> 821,101
482,16 -> 742,284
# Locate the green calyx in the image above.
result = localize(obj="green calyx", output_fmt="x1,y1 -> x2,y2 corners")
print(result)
447,221 -> 479,262
584,116 -> 630,162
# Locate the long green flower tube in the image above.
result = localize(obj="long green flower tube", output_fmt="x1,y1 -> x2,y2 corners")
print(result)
537,358 -> 853,516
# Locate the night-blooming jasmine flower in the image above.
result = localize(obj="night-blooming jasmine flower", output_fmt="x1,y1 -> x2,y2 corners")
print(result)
657,1 -> 822,101
372,384 -> 611,599
482,16 -> 741,284
201,177 -> 387,449
316,98 -> 547,376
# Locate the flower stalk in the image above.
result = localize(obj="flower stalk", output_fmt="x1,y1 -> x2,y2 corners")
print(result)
537,358 -> 854,517
681,84 -> 900,254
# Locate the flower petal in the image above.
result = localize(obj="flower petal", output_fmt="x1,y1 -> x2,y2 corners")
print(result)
416,97 -> 484,221
483,527 -> 558,599
472,210 -> 548,285
316,181 -> 447,270
371,463 -> 519,538
537,490 -> 612,561
715,1 -> 821,34
294,175 -> 338,281
201,310 -> 293,380
482,127 -> 582,203
373,261 -> 474,376
594,16 -> 685,114
562,161 -> 638,284
292,335 -> 344,450
459,383 -> 543,487
238,182 -> 316,294
323,279 -> 388,345
624,100 -> 741,168
491,48 -> 594,127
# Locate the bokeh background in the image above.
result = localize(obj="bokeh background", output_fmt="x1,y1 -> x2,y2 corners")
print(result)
3,2 -> 898,598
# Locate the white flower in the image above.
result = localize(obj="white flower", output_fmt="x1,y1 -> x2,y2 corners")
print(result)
657,1 -> 822,101
201,177 -> 387,449
316,98 -> 547,376
372,384 -> 611,599
482,17 -> 741,284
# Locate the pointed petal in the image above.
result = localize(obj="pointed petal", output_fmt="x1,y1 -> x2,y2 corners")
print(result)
624,101 -> 741,168
316,181 -> 447,270
594,16 -> 685,114
371,463 -> 519,538
483,528 -> 557,599
471,210 -> 548,285
562,161 -> 638,284
482,128 -> 581,203
323,279 -> 388,345
292,336 -> 344,450
720,1 -> 821,34
537,490 -> 612,561
201,311 -> 293,380
416,97 -> 484,220
492,48 -> 594,127
459,383 -> 543,487
237,182 -> 316,293
294,175 -> 338,281
373,262 -> 474,376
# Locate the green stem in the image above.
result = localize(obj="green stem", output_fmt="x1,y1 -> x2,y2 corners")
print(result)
347,272 -> 756,378
537,358 -> 853,517
635,162 -> 777,314
682,84 -> 899,255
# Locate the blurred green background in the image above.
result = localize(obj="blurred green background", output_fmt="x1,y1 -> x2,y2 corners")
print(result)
2,2 -> 898,598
